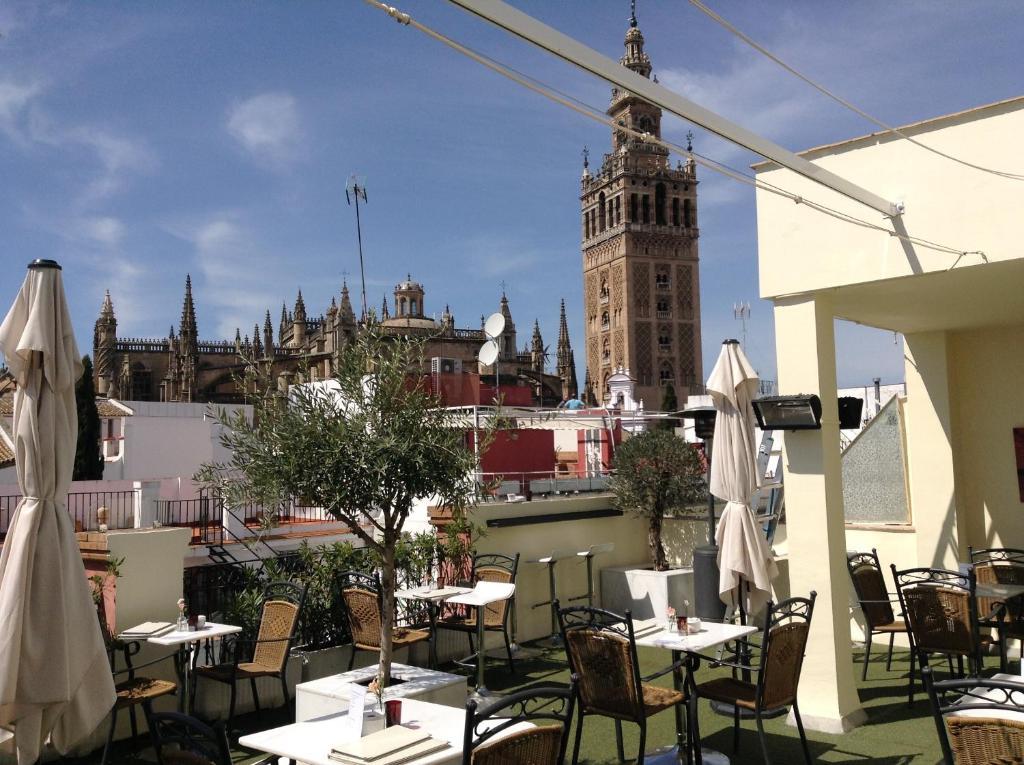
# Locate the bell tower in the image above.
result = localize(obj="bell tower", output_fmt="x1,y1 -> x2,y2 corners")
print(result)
580,5 -> 702,407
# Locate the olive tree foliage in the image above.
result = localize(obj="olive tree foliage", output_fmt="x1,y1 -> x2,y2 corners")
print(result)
197,324 -> 490,685
607,429 -> 706,571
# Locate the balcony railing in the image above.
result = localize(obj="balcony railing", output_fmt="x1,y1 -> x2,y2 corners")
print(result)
477,469 -> 615,502
656,310 -> 673,319
0,490 -> 135,541
157,498 -> 224,546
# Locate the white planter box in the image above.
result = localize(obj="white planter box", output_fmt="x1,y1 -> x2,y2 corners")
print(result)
296,662 -> 467,722
600,564 -> 694,621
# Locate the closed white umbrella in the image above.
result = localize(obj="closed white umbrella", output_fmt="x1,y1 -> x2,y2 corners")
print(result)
0,260 -> 115,764
707,339 -> 777,617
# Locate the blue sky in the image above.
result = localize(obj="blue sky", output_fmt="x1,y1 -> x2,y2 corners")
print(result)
1,1 -> 1020,389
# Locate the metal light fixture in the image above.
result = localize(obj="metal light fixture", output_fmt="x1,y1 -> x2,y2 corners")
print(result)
751,394 -> 822,431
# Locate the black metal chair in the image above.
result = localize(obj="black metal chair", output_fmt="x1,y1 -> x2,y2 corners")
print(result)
970,546 -> 1024,673
891,566 -> 987,705
436,552 -> 520,672
336,570 -> 430,671
462,681 -> 576,765
194,580 -> 307,732
557,603 -> 684,765
922,666 -> 1024,764
847,549 -> 911,680
101,640 -> 178,765
690,593 -> 817,765
147,712 -> 231,765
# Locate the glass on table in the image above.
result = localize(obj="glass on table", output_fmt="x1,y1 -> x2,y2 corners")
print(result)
385,698 -> 402,727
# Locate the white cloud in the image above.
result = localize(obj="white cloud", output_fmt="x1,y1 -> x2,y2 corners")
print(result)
66,125 -> 157,205
0,79 -> 41,144
226,92 -> 303,165
77,216 -> 125,247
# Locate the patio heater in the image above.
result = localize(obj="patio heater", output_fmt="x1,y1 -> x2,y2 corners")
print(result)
680,405 -> 726,622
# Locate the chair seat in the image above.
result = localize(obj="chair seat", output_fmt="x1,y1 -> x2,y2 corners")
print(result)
115,677 -> 177,707
354,628 -> 430,652
874,619 -> 907,633
439,615 -> 501,631
641,683 -> 685,716
696,677 -> 761,711
194,662 -> 281,682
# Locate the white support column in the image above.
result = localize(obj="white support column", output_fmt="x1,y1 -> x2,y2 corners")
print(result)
774,294 -> 865,733
902,331 -> 962,569
132,480 -> 160,529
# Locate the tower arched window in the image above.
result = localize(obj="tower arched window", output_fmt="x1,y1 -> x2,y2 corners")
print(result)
659,361 -> 674,385
584,212 -> 590,239
608,197 -> 614,228
598,192 -> 606,232
642,195 -> 650,224
683,198 -> 694,228
655,183 -> 666,225
602,337 -> 611,362
658,326 -> 671,351
601,311 -> 610,330
630,194 -> 638,222
672,198 -> 680,226
400,297 -> 407,316
615,196 -> 621,224
410,298 -> 418,316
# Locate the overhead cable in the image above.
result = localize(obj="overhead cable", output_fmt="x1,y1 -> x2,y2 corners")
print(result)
687,0 -> 1024,182
363,0 -> 986,266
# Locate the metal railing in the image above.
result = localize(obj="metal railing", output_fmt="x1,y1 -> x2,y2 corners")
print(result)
476,469 -> 615,502
157,497 -> 224,546
0,490 -> 135,541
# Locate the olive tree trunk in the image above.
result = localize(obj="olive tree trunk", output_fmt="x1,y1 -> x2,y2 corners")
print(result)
648,512 -> 668,571
378,540 -> 396,689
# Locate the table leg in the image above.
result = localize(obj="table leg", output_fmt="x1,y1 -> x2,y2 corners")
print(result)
671,649 -> 686,760
687,655 -> 703,765
427,601 -> 439,670
474,604 -> 489,696
173,644 -> 188,713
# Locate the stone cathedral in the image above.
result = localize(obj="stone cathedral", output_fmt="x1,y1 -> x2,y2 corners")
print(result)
580,8 -> 703,409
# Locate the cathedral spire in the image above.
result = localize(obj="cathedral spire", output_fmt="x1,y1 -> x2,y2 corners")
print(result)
100,290 -> 115,320
180,275 -> 197,341
252,324 -> 263,357
556,299 -> 578,399
621,1 -> 652,78
263,310 -> 274,355
381,294 -> 390,320
293,289 -> 307,323
340,281 -> 356,324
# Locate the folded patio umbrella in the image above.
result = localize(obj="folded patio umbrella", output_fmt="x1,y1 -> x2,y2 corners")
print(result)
0,261 -> 115,764
707,340 -> 777,618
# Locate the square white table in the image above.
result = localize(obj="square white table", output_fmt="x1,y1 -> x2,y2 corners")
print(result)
395,585 -> 472,668
147,622 -> 242,713
446,582 -> 515,696
633,619 -> 759,765
947,672 -> 1024,720
240,698 -> 468,765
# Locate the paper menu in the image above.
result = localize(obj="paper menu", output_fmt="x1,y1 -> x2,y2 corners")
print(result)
347,683 -> 368,736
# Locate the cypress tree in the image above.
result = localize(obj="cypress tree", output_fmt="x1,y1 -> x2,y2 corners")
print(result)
659,383 -> 679,431
74,355 -> 104,480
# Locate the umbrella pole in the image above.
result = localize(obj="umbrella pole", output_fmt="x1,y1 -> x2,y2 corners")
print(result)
737,577 -> 752,683
705,435 -> 715,545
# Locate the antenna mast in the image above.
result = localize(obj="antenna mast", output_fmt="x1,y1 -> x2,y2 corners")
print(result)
345,175 -> 369,320
733,301 -> 751,349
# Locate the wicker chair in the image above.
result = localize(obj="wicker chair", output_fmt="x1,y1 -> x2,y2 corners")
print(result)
847,549 -> 910,680
337,570 -> 430,671
436,553 -> 520,672
557,603 -> 684,765
194,580 -> 306,731
147,712 -> 231,765
891,566 -> 986,705
101,640 -> 178,765
922,666 -> 1024,764
462,681 -> 576,765
690,593 -> 817,765
970,547 -> 1024,673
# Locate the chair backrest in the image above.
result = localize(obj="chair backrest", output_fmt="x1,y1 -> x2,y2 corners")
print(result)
757,592 -> 817,711
556,603 -> 643,722
472,553 -> 519,627
892,566 -> 979,660
923,666 -> 1024,765
249,580 -> 306,672
462,681 -> 576,765
148,711 -> 231,765
970,551 -> 1024,623
337,570 -> 383,649
847,549 -> 896,628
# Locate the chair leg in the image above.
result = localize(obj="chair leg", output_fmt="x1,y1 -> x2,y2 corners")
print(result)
571,712 -> 584,765
861,631 -> 873,681
636,720 -> 646,765
614,719 -> 625,763
128,705 -> 139,742
886,633 -> 895,672
908,652 -> 922,706
100,707 -> 119,765
251,677 -> 262,718
467,630 -> 475,657
348,645 -> 356,671
141,702 -> 163,765
227,682 -> 238,734
281,674 -> 291,719
793,702 -> 812,765
502,628 -> 515,673
733,704 -> 741,753
956,655 -> 964,678
755,710 -> 772,765
946,655 -> 954,675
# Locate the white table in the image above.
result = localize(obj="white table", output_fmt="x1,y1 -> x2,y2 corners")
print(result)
633,619 -> 759,765
148,622 -> 241,713
240,698 -> 468,765
447,582 -> 515,696
948,673 -> 1024,720
395,586 -> 471,668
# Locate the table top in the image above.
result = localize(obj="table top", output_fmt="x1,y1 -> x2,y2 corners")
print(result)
147,622 -> 241,646
240,698 -> 473,765
395,585 -> 472,602
949,673 -> 1024,721
975,581 -> 1024,600
632,618 -> 759,653
446,581 -> 515,607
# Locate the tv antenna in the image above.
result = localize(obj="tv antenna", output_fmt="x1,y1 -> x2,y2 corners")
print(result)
345,175 -> 369,321
733,301 -> 751,349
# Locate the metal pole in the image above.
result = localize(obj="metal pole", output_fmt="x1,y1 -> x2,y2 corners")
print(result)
705,435 -> 715,545
353,186 -> 369,321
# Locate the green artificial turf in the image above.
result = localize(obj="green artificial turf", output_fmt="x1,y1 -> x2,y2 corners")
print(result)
85,641 -> 998,765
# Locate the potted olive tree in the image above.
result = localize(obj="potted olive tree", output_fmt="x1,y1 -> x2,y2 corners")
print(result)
603,429 -> 706,618
199,324 -> 486,687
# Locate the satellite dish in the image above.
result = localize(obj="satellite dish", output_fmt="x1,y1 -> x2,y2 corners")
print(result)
478,340 -> 499,366
483,312 -> 506,340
